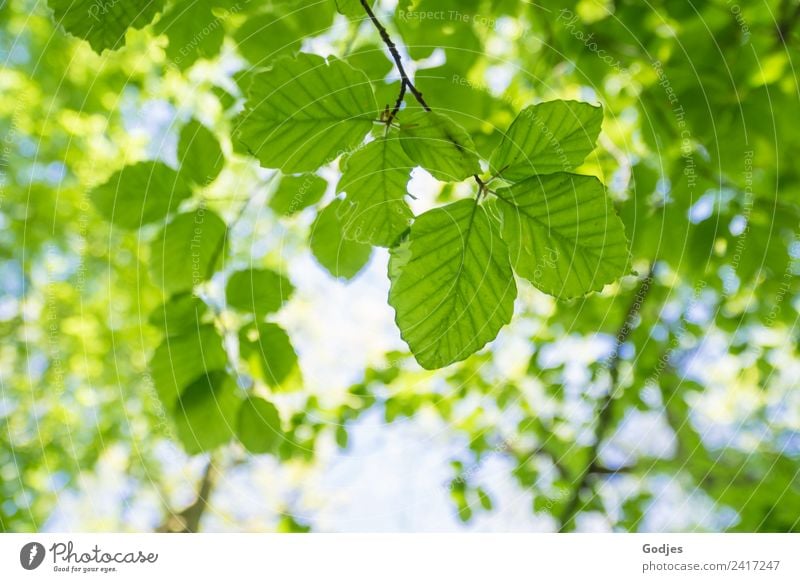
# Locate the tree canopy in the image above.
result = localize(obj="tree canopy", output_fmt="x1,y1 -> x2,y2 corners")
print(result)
1,0 -> 798,532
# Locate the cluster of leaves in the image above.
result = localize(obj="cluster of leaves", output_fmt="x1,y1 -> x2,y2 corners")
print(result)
90,118 -> 293,457
232,49 -> 630,370
59,1 -> 632,401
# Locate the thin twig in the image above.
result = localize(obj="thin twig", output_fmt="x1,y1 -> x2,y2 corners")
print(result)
359,0 -> 430,124
359,0 -> 487,198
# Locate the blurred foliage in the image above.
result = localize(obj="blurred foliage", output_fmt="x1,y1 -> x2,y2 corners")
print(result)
0,0 -> 798,532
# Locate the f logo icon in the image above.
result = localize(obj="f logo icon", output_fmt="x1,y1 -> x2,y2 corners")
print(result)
20,542 -> 45,570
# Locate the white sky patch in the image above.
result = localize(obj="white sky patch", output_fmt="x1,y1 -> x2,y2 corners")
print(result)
406,167 -> 441,215
278,251 -> 405,404
600,409 -> 677,469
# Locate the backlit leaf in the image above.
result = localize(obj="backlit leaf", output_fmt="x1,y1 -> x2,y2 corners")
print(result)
149,325 -> 228,408
154,0 -> 226,69
494,173 -> 629,298
148,293 -> 208,336
48,0 -> 164,53
174,372 -> 239,454
398,110 -> 481,182
337,135 -> 414,246
90,161 -> 191,230
235,53 -> 377,173
388,199 -> 516,369
310,200 -> 372,279
269,174 -> 327,216
178,119 -> 225,186
239,322 -> 298,387
226,268 -> 294,318
237,396 -> 283,454
150,208 -> 228,295
490,101 -> 603,180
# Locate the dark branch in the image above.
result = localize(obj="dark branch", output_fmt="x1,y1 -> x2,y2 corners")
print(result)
557,265 -> 655,531
359,1 -> 486,197
359,0 -> 430,125
389,81 -> 407,124
157,459 -> 216,533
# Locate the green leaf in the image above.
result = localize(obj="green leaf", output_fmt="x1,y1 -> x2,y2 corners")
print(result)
412,64 -> 513,157
237,396 -> 283,454
174,372 -> 239,454
178,119 -> 224,186
398,110 -> 481,182
269,174 -> 327,216
310,200 -> 372,279
334,0 -> 368,18
335,425 -> 349,448
154,0 -> 225,69
150,208 -> 228,295
233,12 -> 302,65
149,325 -> 228,408
490,101 -> 603,181
388,199 -> 516,369
239,322 -> 298,387
234,3 -> 336,64
337,135 -> 414,247
276,515 -> 311,533
394,0 -> 482,72
226,268 -> 294,318
48,0 -> 164,53
345,43 -> 393,81
477,487 -> 493,511
90,161 -> 191,229
235,53 -> 377,173
494,173 -> 629,298
148,293 -> 208,336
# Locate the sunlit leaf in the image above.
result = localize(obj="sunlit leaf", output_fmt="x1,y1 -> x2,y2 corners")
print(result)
398,110 -> 481,182
148,293 -> 208,336
178,119 -> 225,186
337,135 -> 414,246
491,101 -> 603,180
269,174 -> 327,216
310,200 -> 372,279
239,322 -> 298,387
237,396 -> 283,454
388,199 -> 516,369
90,162 -> 191,229
48,0 -> 164,53
226,268 -> 294,318
174,372 -> 239,454
494,173 -> 629,298
149,325 -> 228,408
150,208 -> 228,294
235,53 -> 377,173
154,0 -> 226,69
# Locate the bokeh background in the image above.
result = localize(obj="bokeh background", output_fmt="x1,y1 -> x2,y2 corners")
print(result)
1,0 -> 799,532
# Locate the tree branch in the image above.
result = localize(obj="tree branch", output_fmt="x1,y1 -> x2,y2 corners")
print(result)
359,0 -> 429,124
359,2 -> 487,195
557,265 -> 655,531
157,459 -> 217,533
